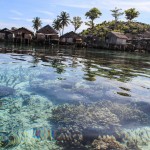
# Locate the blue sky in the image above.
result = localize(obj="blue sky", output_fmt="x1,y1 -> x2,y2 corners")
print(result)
0,0 -> 150,33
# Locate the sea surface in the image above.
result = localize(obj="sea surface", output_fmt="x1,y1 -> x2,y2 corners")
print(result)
0,43 -> 150,149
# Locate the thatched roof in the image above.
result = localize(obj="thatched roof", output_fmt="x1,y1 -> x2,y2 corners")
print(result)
37,25 -> 58,35
126,31 -> 150,40
61,31 -> 81,39
12,27 -> 34,35
110,32 -> 128,39
125,33 -> 135,40
0,28 -> 12,34
140,31 -> 150,38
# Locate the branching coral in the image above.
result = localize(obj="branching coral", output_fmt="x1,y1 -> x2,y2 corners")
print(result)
116,127 -> 150,149
50,100 -> 149,149
51,103 -> 120,130
96,101 -> 149,125
55,127 -> 83,147
51,101 -> 149,131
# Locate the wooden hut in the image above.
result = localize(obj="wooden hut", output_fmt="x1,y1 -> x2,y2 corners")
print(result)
105,32 -> 128,50
60,31 -> 83,45
0,28 -> 13,41
12,27 -> 34,44
36,25 -> 59,44
106,32 -> 128,45
125,32 -> 150,51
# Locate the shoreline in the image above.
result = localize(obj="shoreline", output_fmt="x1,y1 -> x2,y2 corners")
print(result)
0,44 -> 149,54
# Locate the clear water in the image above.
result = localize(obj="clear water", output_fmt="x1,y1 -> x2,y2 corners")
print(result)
0,44 -> 150,149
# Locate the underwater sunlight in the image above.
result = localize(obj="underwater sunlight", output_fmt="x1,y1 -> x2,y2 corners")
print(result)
0,45 -> 150,150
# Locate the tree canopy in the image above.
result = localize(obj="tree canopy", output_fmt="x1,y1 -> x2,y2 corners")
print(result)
111,7 -> 124,21
111,7 -> 124,29
71,16 -> 83,32
52,18 -> 62,35
85,7 -> 102,29
125,8 -> 140,21
32,17 -> 42,32
58,11 -> 70,35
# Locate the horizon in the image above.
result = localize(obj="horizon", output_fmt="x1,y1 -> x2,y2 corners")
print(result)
0,0 -> 150,33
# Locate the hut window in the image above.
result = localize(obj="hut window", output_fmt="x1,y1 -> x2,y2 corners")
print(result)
67,38 -> 73,43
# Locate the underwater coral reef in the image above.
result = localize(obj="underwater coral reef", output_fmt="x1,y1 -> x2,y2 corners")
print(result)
0,52 -> 150,150
92,135 -> 126,150
50,101 -> 149,129
49,101 -> 150,149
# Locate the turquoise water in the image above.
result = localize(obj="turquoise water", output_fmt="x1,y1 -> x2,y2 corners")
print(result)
0,45 -> 150,149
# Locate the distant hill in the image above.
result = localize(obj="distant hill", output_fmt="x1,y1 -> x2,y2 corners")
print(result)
81,21 -> 150,37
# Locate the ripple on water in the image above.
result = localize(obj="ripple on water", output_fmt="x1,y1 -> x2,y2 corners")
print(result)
0,49 -> 150,150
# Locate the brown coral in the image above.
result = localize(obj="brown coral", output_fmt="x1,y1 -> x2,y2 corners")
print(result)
51,100 -> 149,131
96,101 -> 149,125
55,127 -> 83,147
51,103 -> 120,130
92,135 -> 126,150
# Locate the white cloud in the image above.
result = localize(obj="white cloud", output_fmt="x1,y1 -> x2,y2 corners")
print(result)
52,0 -> 150,12
51,0 -> 95,9
10,17 -> 52,24
42,19 -> 53,24
10,17 -> 21,21
10,17 -> 32,22
57,3 -> 91,9
0,21 -> 32,30
1,0 -> 150,32
25,18 -> 33,22
10,10 -> 23,16
37,10 -> 54,16
0,22 -> 17,29
101,0 -> 150,12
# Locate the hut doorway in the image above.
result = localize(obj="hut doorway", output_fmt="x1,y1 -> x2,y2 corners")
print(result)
22,33 -> 25,38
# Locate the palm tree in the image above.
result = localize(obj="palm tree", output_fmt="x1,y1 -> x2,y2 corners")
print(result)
32,17 -> 42,32
58,11 -> 70,35
52,18 -> 62,36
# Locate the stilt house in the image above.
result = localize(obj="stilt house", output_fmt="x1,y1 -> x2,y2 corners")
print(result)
36,25 -> 59,44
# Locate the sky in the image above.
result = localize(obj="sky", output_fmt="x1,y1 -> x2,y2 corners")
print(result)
0,0 -> 150,33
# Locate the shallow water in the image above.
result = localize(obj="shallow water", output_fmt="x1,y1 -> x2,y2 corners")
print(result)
0,44 -> 150,149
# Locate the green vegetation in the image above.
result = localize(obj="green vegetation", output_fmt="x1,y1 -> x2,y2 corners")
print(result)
32,17 -> 42,32
71,16 -> 83,33
125,8 -> 140,22
32,7 -> 150,37
81,21 -> 150,37
52,11 -> 70,35
52,18 -> 62,35
111,7 -> 124,29
57,11 -> 70,35
85,7 -> 102,30
81,7 -> 149,37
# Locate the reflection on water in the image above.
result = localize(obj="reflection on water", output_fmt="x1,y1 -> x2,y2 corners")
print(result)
0,43 -> 150,149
